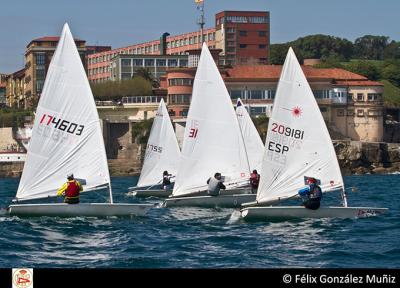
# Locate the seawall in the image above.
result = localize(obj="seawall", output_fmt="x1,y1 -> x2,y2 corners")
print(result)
2,141 -> 400,177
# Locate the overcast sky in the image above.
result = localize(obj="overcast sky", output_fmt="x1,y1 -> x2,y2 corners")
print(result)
1,0 -> 399,73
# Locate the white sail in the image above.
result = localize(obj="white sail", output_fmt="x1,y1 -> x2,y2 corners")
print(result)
136,99 -> 181,187
236,98 -> 264,172
172,43 -> 250,197
16,23 -> 110,201
256,47 -> 344,205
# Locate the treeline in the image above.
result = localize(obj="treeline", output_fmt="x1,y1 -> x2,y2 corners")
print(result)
90,76 -> 152,101
270,35 -> 400,64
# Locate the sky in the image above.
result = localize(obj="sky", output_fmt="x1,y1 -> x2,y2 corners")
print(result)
1,0 -> 399,73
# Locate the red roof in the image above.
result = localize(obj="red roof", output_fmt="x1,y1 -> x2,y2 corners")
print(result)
225,65 -> 369,81
32,36 -> 84,42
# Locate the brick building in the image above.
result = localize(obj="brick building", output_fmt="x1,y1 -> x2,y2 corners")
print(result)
88,10 -> 270,83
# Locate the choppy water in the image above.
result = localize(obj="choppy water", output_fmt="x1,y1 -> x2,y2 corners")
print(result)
0,175 -> 399,268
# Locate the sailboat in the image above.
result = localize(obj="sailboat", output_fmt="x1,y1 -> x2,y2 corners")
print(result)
7,23 -> 153,217
236,98 -> 264,172
240,48 -> 388,220
163,43 -> 256,208
128,99 -> 181,198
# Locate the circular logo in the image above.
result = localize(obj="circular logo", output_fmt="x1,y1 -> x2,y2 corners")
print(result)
13,269 -> 33,288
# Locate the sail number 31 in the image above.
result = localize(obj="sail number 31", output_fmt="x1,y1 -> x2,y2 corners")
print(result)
39,114 -> 84,136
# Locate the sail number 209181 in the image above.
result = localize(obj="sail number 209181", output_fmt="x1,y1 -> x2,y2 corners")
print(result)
39,114 -> 84,136
271,123 -> 304,139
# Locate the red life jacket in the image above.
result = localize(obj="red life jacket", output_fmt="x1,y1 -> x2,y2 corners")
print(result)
65,180 -> 80,198
250,173 -> 260,188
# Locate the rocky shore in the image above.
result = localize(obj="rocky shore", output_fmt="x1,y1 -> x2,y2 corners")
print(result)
1,141 -> 400,178
334,140 -> 400,175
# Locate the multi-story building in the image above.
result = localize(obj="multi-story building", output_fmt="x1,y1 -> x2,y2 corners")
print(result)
215,11 -> 270,65
23,36 -> 86,108
88,10 -> 270,82
161,65 -> 384,142
5,68 -> 26,108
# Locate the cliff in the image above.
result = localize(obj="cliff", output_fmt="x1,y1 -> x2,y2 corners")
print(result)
334,140 -> 400,175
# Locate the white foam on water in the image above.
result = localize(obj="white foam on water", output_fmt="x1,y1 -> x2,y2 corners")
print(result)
226,210 -> 242,224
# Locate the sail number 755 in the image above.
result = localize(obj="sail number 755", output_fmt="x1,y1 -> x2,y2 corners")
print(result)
39,114 -> 84,136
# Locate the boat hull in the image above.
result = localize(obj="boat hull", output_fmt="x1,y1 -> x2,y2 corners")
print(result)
8,203 -> 154,217
240,206 -> 389,221
132,187 -> 252,198
164,194 -> 256,208
130,189 -> 173,198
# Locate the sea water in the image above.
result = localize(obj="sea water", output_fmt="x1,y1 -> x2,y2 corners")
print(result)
0,174 -> 399,268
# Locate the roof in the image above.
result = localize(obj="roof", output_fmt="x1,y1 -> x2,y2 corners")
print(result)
224,65 -> 375,83
27,36 -> 85,48
32,36 -> 84,42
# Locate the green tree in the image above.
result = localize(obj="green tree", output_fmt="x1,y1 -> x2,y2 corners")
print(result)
384,41 -> 400,60
345,60 -> 381,80
354,35 -> 390,60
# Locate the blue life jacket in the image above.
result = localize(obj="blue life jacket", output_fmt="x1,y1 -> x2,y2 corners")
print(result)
298,184 -> 322,200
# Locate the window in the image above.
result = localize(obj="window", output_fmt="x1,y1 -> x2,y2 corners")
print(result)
179,59 -> 188,67
156,59 -> 166,66
249,16 -> 268,23
337,109 -> 345,117
36,53 -> 46,65
249,90 -> 263,99
229,90 -> 242,100
265,90 -> 275,99
226,16 -> 248,23
226,47 -> 236,52
313,90 -> 330,99
170,94 -> 191,104
168,78 -> 193,86
179,109 -> 189,116
168,59 -> 178,67
367,93 -> 381,101
168,110 -> 176,116
258,31 -> 267,37
132,59 -> 143,66
226,27 -> 235,33
121,59 -> 131,66
239,31 -> 247,37
347,110 -> 354,116
239,44 -> 247,49
145,59 -> 154,66
259,44 -> 267,49
357,93 -> 364,101
357,109 -> 364,117
320,107 -> 328,112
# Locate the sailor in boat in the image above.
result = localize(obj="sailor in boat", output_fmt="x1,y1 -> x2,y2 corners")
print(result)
249,169 -> 260,194
56,174 -> 83,204
298,177 -> 322,210
206,172 -> 226,196
162,171 -> 173,190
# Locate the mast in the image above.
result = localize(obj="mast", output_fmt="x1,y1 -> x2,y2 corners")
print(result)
195,0 -> 205,45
